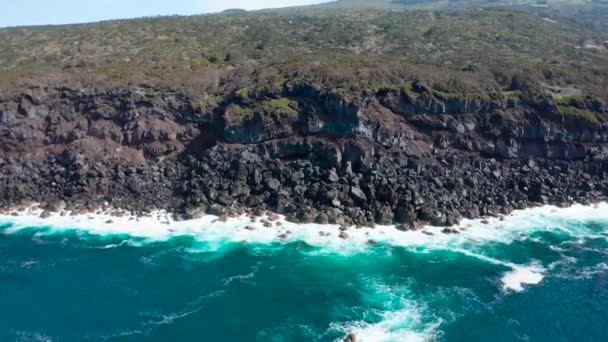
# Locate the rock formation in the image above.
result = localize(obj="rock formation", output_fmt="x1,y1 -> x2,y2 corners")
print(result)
1,79 -> 607,226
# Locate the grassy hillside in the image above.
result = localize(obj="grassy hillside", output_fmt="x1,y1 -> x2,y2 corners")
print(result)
0,3 -> 606,102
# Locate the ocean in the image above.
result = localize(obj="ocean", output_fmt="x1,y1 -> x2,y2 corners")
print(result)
0,204 -> 607,341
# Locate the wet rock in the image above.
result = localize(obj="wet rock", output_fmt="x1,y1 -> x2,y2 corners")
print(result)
375,205 -> 393,225
396,220 -> 427,231
207,204 -> 226,216
42,199 -> 66,212
418,207 -> 446,226
111,210 -> 127,217
212,215 -> 229,223
185,205 -> 207,219
339,231 -> 349,239
315,213 -> 329,225
39,211 -> 52,218
344,333 -> 357,342
442,227 -> 459,234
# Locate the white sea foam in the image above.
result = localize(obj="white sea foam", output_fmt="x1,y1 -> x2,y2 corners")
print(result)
2,203 -> 607,254
1,202 -> 607,296
331,311 -> 436,342
500,265 -> 545,292
328,277 -> 439,342
453,249 -> 546,292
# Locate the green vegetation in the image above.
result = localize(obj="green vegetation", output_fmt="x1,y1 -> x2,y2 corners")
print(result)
235,81 -> 285,103
430,88 -> 494,102
557,105 -> 602,123
550,93 -> 606,123
386,81 -> 423,101
387,81 -> 517,103
224,98 -> 299,128
265,98 -> 298,116
0,0 -> 606,111
554,94 -> 587,107
191,95 -> 223,111
224,104 -> 256,126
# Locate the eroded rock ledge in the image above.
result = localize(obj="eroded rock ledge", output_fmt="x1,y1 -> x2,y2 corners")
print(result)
1,80 -> 607,227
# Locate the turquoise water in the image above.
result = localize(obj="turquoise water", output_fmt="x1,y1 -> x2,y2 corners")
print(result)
0,207 -> 607,341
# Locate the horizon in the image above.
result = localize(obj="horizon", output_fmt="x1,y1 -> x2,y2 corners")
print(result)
0,0 -> 330,28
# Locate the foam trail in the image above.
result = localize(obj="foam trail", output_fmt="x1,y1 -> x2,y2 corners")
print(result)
221,261 -> 261,286
554,262 -> 608,280
454,249 -> 545,292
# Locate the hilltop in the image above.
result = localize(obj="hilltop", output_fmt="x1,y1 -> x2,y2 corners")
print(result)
1,4 -> 607,98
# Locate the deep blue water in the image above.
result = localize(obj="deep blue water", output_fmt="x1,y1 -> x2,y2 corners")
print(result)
0,208 -> 607,341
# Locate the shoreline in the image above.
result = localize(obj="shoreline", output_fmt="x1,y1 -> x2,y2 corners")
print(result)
1,200 -> 606,244
2,201 -> 607,295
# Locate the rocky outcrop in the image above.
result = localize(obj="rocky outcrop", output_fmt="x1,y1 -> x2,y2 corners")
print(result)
0,80 -> 607,226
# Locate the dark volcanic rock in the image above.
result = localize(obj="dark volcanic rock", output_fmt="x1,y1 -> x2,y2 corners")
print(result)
343,333 -> 357,342
0,81 -> 607,227
350,186 -> 368,202
42,199 -> 66,213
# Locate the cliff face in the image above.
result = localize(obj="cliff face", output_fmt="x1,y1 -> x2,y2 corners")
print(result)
1,80 -> 607,227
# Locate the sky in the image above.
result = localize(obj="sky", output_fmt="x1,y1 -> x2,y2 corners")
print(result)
0,0 -> 329,28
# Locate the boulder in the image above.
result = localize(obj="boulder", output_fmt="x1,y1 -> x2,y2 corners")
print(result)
42,199 -> 66,212
266,178 -> 281,191
185,205 -> 207,219
327,169 -> 340,183
315,213 -> 329,225
350,186 -> 367,202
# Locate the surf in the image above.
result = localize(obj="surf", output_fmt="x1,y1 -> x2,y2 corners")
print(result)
1,203 -> 607,341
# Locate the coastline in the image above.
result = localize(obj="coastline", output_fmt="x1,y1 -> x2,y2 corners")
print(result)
2,200 -> 606,253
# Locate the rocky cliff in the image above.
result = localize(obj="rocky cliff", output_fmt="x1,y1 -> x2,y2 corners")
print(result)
1,79 -> 607,227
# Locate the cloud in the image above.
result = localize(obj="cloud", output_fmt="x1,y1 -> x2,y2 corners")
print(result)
198,0 -> 328,13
